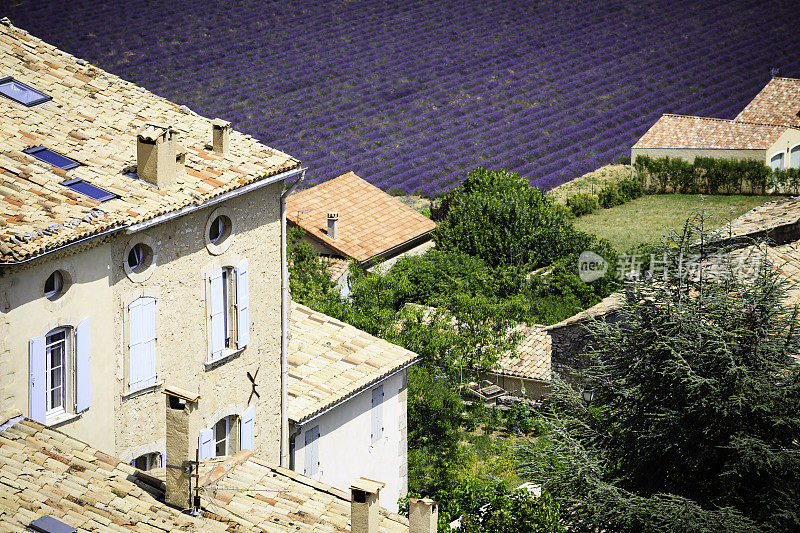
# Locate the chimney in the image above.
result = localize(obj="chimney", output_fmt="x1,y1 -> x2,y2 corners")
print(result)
163,386 -> 200,509
137,124 -> 178,188
211,118 -> 230,154
409,498 -> 438,533
327,212 -> 339,240
350,477 -> 384,533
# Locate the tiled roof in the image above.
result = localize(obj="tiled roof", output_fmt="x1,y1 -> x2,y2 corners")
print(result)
711,196 -> 800,242
546,293 -> 623,330
160,450 -> 409,532
632,114 -> 793,150
289,302 -> 420,422
286,172 -> 436,263
0,413 -> 408,532
0,413 -> 227,532
324,256 -> 350,283
735,77 -> 800,127
0,22 -> 300,264
490,324 -> 550,382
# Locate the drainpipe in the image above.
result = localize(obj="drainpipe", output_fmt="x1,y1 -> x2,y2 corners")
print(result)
280,169 -> 305,467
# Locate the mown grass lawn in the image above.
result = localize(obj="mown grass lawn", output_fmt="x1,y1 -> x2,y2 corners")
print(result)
574,194 -> 786,252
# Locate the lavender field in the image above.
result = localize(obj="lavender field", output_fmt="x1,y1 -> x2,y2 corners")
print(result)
6,0 -> 800,194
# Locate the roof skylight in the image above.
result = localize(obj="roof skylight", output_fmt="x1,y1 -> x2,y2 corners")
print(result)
29,515 -> 77,533
60,178 -> 118,202
0,76 -> 51,106
24,146 -> 81,170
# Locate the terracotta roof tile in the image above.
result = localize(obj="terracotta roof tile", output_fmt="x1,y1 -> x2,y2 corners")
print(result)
546,293 -> 623,330
0,23 -> 300,264
492,325 -> 551,382
289,302 -> 420,422
287,172 -> 435,263
712,196 -> 800,242
735,77 -> 800,127
0,414 -> 408,531
632,114 -> 794,150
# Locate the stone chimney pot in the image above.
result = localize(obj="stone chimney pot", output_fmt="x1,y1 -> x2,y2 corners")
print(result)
350,477 -> 384,533
211,118 -> 231,154
327,212 -> 339,240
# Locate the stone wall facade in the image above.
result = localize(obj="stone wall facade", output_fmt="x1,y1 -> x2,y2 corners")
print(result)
0,180 -> 284,463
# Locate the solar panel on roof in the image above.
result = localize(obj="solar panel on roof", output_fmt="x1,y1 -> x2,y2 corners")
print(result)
60,178 -> 118,202
24,146 -> 81,170
0,76 -> 51,106
29,515 -> 77,533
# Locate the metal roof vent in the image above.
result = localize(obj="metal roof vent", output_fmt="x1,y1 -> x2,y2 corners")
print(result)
30,515 -> 77,533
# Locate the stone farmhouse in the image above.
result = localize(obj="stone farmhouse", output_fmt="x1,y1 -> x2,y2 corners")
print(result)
480,324 -> 550,400
287,172 -> 436,296
632,77 -> 800,173
289,303 -> 419,513
0,20 -> 305,468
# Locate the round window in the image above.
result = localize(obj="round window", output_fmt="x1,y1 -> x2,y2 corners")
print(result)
126,243 -> 153,273
208,215 -> 231,245
44,270 -> 65,299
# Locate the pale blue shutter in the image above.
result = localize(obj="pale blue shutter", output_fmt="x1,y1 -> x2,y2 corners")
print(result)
198,428 -> 214,459
209,268 -> 225,360
29,337 -> 46,423
304,425 -> 319,476
241,405 -> 255,451
75,318 -> 91,413
371,385 -> 383,443
236,259 -> 249,349
129,298 -> 157,390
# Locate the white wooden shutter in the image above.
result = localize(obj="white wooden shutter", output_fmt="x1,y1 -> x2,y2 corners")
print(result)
76,318 -> 91,413
28,336 -> 46,423
236,259 -> 250,349
198,428 -> 214,460
304,425 -> 319,476
129,297 -> 157,391
209,268 -> 225,360
241,405 -> 255,451
371,385 -> 384,443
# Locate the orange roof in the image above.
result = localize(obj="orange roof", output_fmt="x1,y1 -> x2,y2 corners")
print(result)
735,77 -> 800,127
287,172 -> 436,263
491,324 -> 551,382
632,114 -> 793,150
0,22 -> 300,264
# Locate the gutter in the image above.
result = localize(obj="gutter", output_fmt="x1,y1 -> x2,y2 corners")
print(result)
293,357 -> 419,428
280,169 -> 306,468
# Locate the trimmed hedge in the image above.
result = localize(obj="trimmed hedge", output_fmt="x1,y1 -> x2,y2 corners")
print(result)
633,155 -> 777,194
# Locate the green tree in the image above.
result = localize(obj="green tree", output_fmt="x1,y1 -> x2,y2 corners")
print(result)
517,214 -> 800,532
433,167 -> 596,270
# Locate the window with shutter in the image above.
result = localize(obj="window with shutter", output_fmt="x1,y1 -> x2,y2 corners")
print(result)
29,336 -> 46,424
791,145 -> 800,169
371,385 -> 384,443
198,428 -> 214,460
75,318 -> 91,413
771,152 -> 785,171
128,297 -> 157,392
209,268 -> 226,360
241,405 -> 255,451
304,425 -> 320,476
236,259 -> 249,349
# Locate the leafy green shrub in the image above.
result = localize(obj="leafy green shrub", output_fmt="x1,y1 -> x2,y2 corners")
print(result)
566,193 -> 600,216
615,177 -> 644,202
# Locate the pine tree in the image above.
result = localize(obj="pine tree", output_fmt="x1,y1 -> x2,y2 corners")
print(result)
518,213 -> 800,532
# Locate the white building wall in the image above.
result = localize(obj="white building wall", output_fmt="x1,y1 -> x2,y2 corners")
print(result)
293,370 -> 408,513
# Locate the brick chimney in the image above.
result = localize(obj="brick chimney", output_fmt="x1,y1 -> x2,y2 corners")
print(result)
211,118 -> 230,154
163,386 -> 200,509
350,477 -> 384,533
327,212 -> 339,240
137,123 -> 178,188
409,498 -> 438,533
